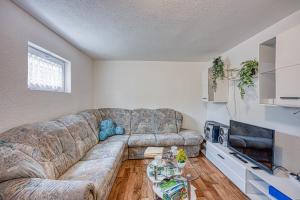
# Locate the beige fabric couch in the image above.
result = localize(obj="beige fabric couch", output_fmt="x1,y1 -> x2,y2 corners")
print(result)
0,108 -> 203,200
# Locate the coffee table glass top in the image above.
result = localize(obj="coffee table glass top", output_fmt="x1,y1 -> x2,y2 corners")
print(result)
146,158 -> 198,200
147,159 -> 199,183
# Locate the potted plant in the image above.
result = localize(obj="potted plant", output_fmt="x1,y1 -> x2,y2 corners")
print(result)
176,149 -> 187,169
237,59 -> 259,99
211,56 -> 225,91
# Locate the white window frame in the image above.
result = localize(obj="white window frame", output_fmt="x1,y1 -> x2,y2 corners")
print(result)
27,42 -> 71,93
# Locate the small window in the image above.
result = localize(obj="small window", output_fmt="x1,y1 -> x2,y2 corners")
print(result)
28,42 -> 71,93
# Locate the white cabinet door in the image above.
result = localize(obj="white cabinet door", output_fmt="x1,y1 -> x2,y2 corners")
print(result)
276,65 -> 300,107
204,67 -> 228,102
213,78 -> 228,102
201,67 -> 209,101
276,24 -> 300,69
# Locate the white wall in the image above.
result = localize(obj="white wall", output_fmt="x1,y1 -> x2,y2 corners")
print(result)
0,1 -> 94,133
206,10 -> 300,136
93,61 -> 209,131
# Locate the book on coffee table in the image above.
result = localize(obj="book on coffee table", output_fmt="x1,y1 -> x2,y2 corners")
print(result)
159,179 -> 188,200
144,147 -> 164,158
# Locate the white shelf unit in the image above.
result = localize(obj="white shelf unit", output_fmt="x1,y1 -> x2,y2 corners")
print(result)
247,194 -> 269,200
202,67 -> 228,103
247,173 -> 276,200
259,24 -> 300,108
205,142 -> 300,200
275,24 -> 300,107
259,37 -> 277,106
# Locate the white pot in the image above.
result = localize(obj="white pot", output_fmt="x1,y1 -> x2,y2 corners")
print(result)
177,161 -> 186,169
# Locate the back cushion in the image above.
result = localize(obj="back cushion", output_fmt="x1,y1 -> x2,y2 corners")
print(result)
131,108 -> 183,134
99,108 -> 131,134
84,109 -> 102,124
0,140 -> 47,183
55,115 -> 98,158
131,109 -> 156,134
0,121 -> 78,179
78,111 -> 99,139
175,111 -> 183,132
154,109 -> 178,134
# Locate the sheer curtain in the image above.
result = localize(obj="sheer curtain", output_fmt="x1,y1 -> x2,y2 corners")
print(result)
28,46 -> 65,92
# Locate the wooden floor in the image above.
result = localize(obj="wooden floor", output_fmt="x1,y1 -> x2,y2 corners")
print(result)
108,154 -> 249,200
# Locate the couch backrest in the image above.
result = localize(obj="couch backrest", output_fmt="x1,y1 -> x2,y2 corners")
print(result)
99,108 -> 131,134
78,110 -> 100,138
0,121 -> 80,181
96,108 -> 183,134
130,108 -> 183,134
83,109 -> 103,124
175,111 -> 183,132
131,109 -> 156,134
55,115 -> 98,158
155,108 -> 178,134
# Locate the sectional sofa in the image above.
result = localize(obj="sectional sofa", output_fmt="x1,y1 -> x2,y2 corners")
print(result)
0,108 -> 203,200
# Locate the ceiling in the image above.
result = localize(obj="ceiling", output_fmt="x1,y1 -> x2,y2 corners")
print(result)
13,0 -> 300,61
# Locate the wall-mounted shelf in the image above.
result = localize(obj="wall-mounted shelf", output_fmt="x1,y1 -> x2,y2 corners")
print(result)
259,24 -> 300,108
202,67 -> 228,103
259,37 -> 277,106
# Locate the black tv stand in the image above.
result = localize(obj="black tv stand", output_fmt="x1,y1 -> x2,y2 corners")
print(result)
230,152 -> 248,163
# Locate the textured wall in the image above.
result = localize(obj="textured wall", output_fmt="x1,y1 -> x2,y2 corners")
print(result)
0,1 -> 94,133
93,61 -> 208,131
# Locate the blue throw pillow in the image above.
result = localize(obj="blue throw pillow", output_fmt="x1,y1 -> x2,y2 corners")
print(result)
99,119 -> 124,141
100,119 -> 114,130
115,126 -> 124,135
99,130 -> 109,141
99,127 -> 115,141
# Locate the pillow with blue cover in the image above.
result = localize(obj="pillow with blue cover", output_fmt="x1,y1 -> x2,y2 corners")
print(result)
99,119 -> 125,141
115,126 -> 124,135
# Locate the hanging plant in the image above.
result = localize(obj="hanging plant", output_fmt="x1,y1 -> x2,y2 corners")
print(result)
211,56 -> 225,91
237,59 -> 259,99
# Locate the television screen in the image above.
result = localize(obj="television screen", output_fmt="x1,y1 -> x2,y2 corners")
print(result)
228,120 -> 274,173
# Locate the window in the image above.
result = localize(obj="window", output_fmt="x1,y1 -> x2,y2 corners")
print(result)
28,42 -> 71,92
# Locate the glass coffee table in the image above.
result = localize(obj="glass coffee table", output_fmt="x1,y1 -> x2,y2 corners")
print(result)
146,158 -> 199,200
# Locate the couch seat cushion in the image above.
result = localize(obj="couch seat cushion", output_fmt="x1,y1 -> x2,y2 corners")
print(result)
81,142 -> 124,161
101,135 -> 130,145
128,134 -> 157,147
155,133 -> 185,146
59,158 -> 117,199
179,130 -> 203,145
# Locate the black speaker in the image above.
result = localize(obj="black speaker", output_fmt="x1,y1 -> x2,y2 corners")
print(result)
204,121 -> 221,143
218,125 -> 229,146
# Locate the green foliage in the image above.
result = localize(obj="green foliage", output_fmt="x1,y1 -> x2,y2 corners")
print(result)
237,59 -> 259,99
176,149 -> 187,163
211,56 -> 225,91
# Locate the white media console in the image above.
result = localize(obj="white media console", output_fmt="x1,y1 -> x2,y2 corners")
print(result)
205,141 -> 300,200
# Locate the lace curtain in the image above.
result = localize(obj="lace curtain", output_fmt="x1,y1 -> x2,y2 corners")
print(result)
28,46 -> 65,92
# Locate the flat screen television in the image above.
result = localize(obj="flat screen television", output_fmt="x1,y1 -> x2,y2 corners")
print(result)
228,120 -> 275,173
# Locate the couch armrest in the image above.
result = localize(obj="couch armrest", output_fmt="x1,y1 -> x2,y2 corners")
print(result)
0,178 -> 95,200
179,129 -> 204,145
